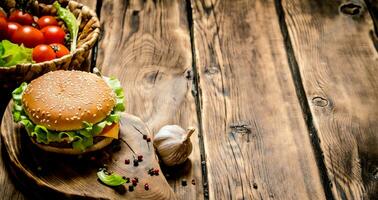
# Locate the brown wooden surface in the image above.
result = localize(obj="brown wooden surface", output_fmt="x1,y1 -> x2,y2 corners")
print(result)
281,0 -> 378,199
96,0 -> 203,199
191,0 -> 326,199
1,0 -> 378,199
1,101 -> 175,200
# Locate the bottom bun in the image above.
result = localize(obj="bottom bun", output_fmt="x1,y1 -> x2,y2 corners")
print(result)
32,137 -> 114,155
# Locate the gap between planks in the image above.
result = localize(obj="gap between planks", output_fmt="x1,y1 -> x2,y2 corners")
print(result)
185,0 -> 210,199
273,0 -> 335,199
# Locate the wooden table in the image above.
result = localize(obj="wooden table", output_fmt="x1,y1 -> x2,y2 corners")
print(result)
1,0 -> 377,199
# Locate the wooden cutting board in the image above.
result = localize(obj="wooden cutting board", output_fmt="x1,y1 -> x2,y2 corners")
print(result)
0,101 -> 176,200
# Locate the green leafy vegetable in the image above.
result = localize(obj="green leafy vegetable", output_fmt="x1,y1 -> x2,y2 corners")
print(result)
53,1 -> 79,52
12,77 -> 125,151
0,40 -> 33,67
97,169 -> 127,187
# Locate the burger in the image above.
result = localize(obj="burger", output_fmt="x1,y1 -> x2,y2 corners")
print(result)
11,70 -> 125,154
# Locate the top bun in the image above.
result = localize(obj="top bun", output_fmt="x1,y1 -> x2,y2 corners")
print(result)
22,70 -> 116,131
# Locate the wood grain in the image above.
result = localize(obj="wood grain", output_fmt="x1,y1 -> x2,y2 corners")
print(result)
191,0 -> 326,199
96,0 -> 203,199
1,101 -> 176,200
0,1 -> 98,199
281,0 -> 378,199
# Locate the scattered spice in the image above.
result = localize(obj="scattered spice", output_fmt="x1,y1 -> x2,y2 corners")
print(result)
144,183 -> 149,190
253,183 -> 258,189
128,185 -> 134,192
132,178 -> 138,186
181,179 -> 187,186
191,179 -> 196,185
148,168 -> 154,176
143,134 -> 147,140
148,168 -> 160,176
133,159 -> 139,167
146,137 -> 151,142
137,155 -> 143,162
125,159 -> 130,165
122,177 -> 130,183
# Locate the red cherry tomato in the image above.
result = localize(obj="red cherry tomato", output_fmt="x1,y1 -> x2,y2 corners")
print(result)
0,17 -> 6,30
5,22 -> 21,39
41,26 -> 65,44
9,10 -> 34,25
32,44 -> 56,63
37,16 -> 59,29
0,17 -> 7,39
12,26 -> 44,48
50,43 -> 70,58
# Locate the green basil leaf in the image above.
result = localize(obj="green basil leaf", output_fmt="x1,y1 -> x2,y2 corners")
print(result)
97,169 -> 126,187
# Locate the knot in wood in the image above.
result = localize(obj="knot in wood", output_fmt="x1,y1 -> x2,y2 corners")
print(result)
230,123 -> 251,134
185,69 -> 193,80
339,1 -> 364,16
312,96 -> 328,107
204,66 -> 219,75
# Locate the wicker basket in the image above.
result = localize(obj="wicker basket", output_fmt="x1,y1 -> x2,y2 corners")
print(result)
0,0 -> 100,89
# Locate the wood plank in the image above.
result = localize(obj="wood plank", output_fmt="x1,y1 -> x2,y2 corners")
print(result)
0,1 -> 97,199
96,0 -> 203,199
281,0 -> 378,199
191,0 -> 326,199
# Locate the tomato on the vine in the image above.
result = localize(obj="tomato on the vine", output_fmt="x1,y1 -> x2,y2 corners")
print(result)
5,22 -> 21,39
50,43 -> 70,58
37,16 -> 59,28
32,44 -> 56,63
12,26 -> 44,48
41,26 -> 65,44
9,10 -> 34,25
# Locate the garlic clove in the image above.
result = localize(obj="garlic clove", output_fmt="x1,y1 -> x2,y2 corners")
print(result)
153,125 -> 195,166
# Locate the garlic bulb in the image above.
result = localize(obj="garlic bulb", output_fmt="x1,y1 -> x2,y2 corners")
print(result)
153,125 -> 195,166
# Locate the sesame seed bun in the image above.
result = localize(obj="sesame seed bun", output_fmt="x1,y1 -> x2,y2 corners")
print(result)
21,70 -> 116,131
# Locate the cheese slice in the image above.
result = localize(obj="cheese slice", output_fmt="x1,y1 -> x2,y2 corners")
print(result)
99,123 -> 120,139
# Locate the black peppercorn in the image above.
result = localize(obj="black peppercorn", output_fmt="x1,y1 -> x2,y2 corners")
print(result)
133,159 -> 139,166
181,179 -> 187,186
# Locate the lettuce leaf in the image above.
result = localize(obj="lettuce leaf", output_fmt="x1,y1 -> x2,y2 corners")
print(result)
53,1 -> 79,52
0,40 -> 33,67
12,77 -> 125,151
